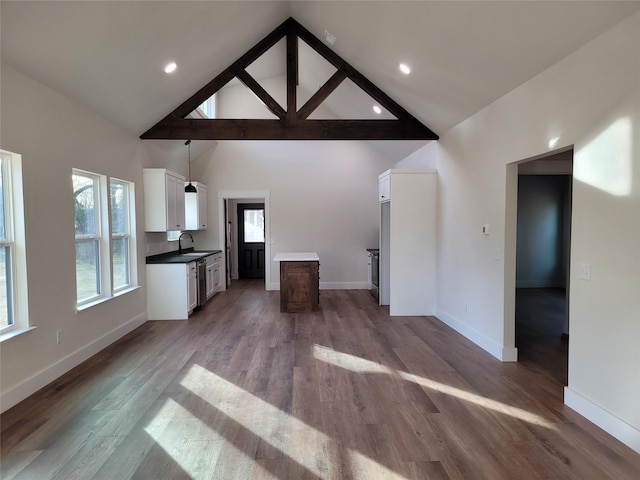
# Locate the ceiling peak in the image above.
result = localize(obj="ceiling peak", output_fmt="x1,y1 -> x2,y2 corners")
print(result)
140,17 -> 438,141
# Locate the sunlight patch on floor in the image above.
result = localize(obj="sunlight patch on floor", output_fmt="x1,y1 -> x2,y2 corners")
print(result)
313,343 -> 557,430
176,363 -> 411,479
313,344 -> 395,374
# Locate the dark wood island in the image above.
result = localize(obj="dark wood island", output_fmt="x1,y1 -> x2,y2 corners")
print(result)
273,252 -> 320,313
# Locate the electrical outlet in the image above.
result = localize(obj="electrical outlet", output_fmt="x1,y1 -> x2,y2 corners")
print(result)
56,329 -> 62,344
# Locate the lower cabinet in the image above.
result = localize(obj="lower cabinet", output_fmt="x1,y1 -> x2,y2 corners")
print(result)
147,262 -> 197,320
204,252 -> 223,301
279,261 -> 319,313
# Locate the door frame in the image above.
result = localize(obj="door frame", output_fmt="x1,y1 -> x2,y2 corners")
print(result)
237,202 -> 266,279
218,190 -> 271,291
504,145 -> 573,360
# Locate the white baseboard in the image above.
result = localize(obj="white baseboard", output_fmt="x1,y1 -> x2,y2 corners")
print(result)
434,308 -> 518,362
320,282 -> 368,290
270,282 -> 369,291
564,387 -> 640,454
0,313 -> 147,413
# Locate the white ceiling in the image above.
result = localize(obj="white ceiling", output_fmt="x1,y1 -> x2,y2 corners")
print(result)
2,1 -> 639,161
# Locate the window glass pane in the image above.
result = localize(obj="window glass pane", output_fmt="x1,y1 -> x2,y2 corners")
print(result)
0,246 -> 12,328
76,240 -> 100,302
73,174 -> 97,236
112,237 -> 129,290
0,156 -> 6,241
110,181 -> 127,235
244,209 -> 265,243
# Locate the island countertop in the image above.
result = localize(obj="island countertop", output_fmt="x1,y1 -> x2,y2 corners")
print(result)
273,252 -> 320,262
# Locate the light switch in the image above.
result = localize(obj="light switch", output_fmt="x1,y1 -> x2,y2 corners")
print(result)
579,263 -> 591,280
482,224 -> 490,235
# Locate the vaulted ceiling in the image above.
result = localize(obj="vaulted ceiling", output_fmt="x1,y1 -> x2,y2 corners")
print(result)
2,1 -> 639,161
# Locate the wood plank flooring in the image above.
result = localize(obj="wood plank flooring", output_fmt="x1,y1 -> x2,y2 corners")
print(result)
2,281 -> 639,479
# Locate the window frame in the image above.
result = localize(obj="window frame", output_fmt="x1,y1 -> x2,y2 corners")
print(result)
0,149 -> 29,340
110,177 -> 135,294
73,169 -> 137,310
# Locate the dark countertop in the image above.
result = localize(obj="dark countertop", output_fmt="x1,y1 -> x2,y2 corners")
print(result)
146,248 -> 222,264
367,248 -> 379,254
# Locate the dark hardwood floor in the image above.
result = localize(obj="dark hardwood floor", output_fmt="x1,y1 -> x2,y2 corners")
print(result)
2,281 -> 639,479
515,288 -> 568,386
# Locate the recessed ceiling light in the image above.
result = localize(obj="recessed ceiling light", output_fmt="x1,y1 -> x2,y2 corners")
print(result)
164,62 -> 177,74
373,105 -> 382,115
399,63 -> 411,75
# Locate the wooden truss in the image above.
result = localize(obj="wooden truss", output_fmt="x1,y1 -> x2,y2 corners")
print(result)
140,17 -> 438,141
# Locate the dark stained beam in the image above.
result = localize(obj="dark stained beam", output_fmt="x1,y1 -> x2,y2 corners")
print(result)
286,27 -> 298,123
292,20 -> 438,139
236,70 -> 286,120
140,17 -> 438,141
140,118 -> 438,141
141,18 -> 293,137
297,69 -> 348,120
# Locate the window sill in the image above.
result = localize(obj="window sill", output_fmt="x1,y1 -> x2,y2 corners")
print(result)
0,326 -> 37,343
76,285 -> 141,313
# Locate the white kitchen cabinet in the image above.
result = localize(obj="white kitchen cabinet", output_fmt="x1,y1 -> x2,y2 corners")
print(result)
379,169 -> 436,316
147,261 -> 197,320
188,262 -> 198,313
212,251 -> 223,293
143,168 -> 185,232
378,172 -> 391,202
205,251 -> 223,298
185,182 -> 207,230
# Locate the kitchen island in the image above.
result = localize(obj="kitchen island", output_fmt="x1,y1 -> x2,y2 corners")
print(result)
273,252 -> 320,313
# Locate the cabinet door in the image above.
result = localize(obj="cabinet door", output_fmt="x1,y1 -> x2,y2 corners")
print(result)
144,169 -> 185,232
379,175 -> 391,202
166,174 -> 186,230
197,186 -> 207,229
213,263 -> 222,293
206,263 -> 215,297
188,263 -> 198,313
280,261 -> 319,312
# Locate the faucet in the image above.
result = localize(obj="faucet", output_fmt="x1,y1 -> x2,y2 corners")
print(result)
178,232 -> 194,255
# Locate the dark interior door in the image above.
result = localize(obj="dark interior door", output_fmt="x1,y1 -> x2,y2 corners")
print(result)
237,203 -> 265,279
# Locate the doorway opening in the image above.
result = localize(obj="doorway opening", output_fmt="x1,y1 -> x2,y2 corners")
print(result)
510,148 -> 573,385
237,203 -> 266,279
218,191 -> 271,291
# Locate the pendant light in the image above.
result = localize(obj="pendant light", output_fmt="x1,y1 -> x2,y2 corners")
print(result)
184,139 -> 197,193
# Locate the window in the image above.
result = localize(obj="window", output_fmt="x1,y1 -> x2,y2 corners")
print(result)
73,169 -> 136,308
243,208 -> 265,243
0,150 -> 28,338
74,171 -> 101,303
110,179 -> 131,292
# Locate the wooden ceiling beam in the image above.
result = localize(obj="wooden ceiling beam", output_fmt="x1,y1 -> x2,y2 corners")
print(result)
141,118 -> 436,141
297,69 -> 348,120
140,17 -> 438,141
236,70 -> 286,120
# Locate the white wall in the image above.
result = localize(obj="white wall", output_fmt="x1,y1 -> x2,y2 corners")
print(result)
192,75 -> 396,290
399,13 -> 640,451
0,63 -> 149,411
196,139 -> 394,290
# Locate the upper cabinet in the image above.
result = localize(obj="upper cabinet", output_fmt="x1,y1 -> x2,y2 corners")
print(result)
185,182 -> 208,230
379,172 -> 391,202
143,168 -> 186,232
